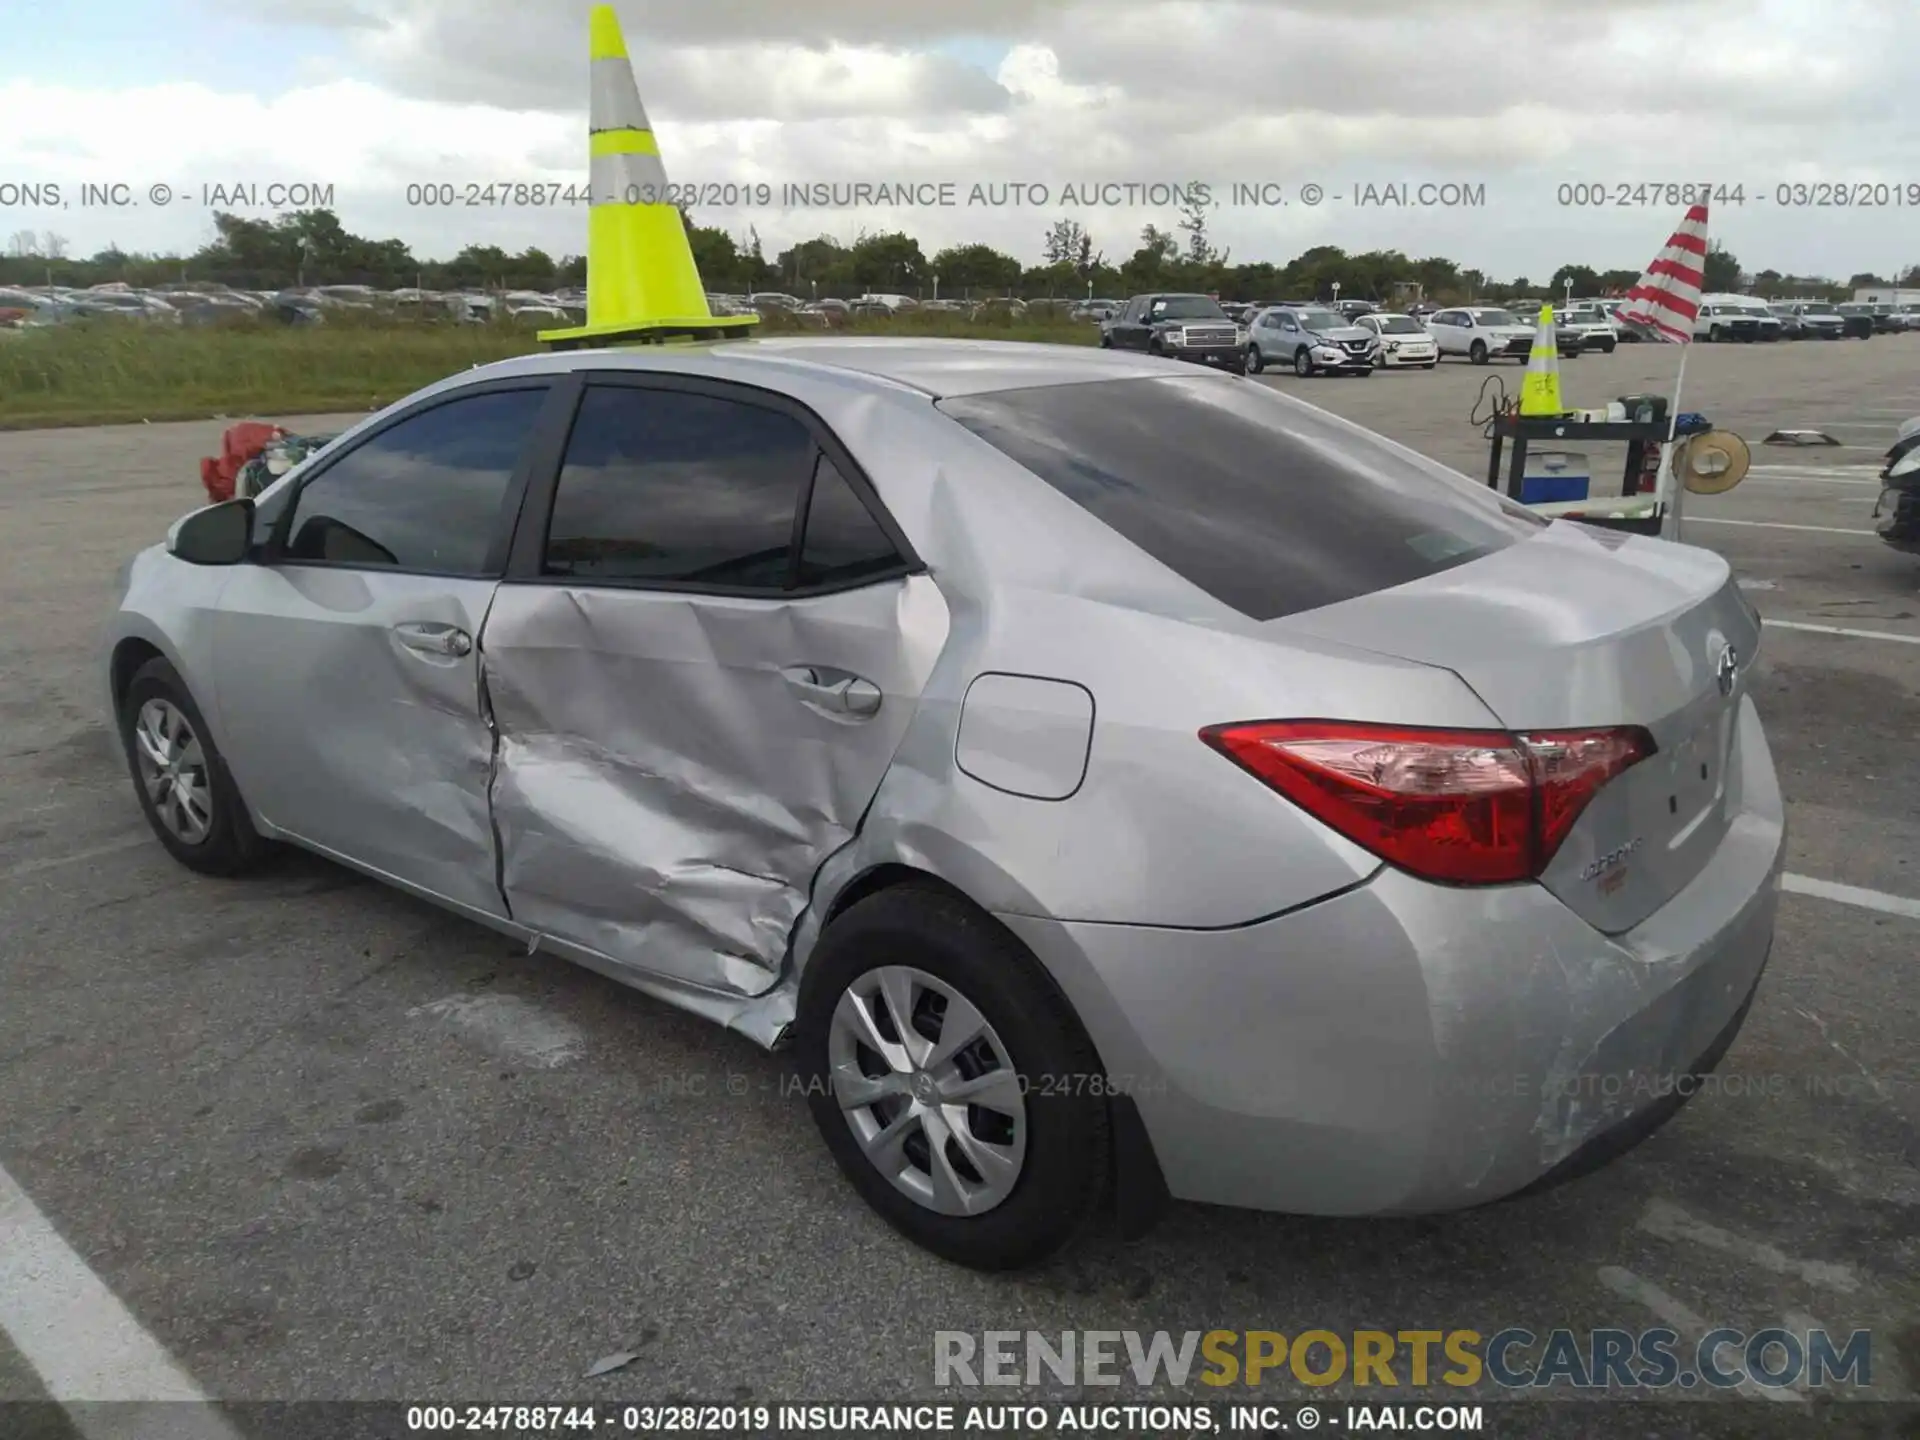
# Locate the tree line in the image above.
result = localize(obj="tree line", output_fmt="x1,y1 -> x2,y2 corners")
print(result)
5,208 -> 1912,304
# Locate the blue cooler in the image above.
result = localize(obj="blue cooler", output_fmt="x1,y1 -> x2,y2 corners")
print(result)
1519,450 -> 1591,505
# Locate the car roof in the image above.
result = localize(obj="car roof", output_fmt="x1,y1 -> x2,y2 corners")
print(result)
437,335 -> 1177,400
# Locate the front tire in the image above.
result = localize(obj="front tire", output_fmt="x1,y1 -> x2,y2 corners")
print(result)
1245,345 -> 1265,374
119,657 -> 272,876
796,886 -> 1110,1271
1293,347 -> 1314,377
1469,340 -> 1489,364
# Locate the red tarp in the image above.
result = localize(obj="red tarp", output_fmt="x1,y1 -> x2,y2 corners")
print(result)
200,422 -> 286,503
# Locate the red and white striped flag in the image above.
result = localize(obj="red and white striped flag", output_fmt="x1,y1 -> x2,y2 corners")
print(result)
1615,202 -> 1708,344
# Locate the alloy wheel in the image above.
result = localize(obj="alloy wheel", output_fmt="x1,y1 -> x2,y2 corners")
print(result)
133,698 -> 213,845
827,964 -> 1028,1216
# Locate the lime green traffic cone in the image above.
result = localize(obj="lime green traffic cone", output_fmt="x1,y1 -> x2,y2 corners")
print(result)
540,6 -> 756,349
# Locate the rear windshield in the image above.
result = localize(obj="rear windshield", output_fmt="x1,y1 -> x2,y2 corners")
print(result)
938,374 -> 1546,621
1150,296 -> 1227,320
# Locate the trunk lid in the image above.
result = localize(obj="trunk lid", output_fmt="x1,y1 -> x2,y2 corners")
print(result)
1277,522 -> 1762,932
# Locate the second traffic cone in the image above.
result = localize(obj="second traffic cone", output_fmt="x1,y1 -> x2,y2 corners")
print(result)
539,6 -> 756,350
1518,303 -> 1565,416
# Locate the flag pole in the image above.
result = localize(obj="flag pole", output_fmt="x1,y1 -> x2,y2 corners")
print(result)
1662,343 -> 1691,543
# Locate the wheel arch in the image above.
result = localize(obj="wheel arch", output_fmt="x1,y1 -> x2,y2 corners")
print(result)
798,855 -> 1171,1238
109,636 -> 167,715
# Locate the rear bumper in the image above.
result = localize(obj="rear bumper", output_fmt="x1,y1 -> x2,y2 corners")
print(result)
1003,696 -> 1785,1216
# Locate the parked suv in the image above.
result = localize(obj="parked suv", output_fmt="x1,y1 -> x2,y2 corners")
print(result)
1243,305 -> 1379,377
1835,303 -> 1879,339
1780,300 -> 1846,340
1426,306 -> 1538,364
1101,293 -> 1245,371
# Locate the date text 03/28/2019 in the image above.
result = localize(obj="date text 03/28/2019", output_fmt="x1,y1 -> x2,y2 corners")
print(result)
1557,181 -> 1920,207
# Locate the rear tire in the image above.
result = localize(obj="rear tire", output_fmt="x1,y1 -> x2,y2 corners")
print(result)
119,657 -> 273,876
796,885 -> 1110,1271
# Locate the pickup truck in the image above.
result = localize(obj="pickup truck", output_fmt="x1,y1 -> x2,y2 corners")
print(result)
1100,293 -> 1246,372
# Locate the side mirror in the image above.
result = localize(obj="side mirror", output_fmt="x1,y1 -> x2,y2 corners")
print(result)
167,497 -> 254,565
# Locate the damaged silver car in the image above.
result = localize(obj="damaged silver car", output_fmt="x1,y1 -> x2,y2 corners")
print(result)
105,337 -> 1784,1270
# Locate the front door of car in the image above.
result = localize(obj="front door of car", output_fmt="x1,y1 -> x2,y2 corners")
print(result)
210,381 -> 564,918
479,377 -> 943,998
1113,299 -> 1146,348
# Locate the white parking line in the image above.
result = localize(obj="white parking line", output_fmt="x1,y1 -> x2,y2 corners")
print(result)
1596,1266 -> 1804,1405
0,1163 -> 241,1437
1748,464 -> 1881,479
1764,619 -> 1920,645
1686,518 -> 1876,535
408,993 -> 587,1068
0,834 -> 151,885
1743,474 -> 1881,487
1637,1199 -> 1860,1291
1782,874 -> 1920,921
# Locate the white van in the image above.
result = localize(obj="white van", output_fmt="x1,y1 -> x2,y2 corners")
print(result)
1695,294 -> 1783,342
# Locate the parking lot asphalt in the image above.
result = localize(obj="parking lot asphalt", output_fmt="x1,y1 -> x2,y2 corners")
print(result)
0,337 -> 1916,1438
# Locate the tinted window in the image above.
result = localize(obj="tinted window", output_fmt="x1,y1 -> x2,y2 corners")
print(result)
1149,296 -> 1228,320
544,385 -> 814,588
283,387 -> 544,573
939,374 -> 1546,622
797,456 -> 903,588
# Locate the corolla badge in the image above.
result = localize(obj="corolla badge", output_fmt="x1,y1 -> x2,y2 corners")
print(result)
1581,837 -> 1643,883
1715,642 -> 1739,697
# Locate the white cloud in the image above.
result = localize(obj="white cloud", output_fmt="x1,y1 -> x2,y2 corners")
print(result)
2,0 -> 1915,276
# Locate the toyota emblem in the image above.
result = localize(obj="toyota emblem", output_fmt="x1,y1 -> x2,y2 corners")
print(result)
1715,643 -> 1739,697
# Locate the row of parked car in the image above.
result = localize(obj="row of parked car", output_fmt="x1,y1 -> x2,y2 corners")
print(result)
704,291 -> 1091,324
0,281 -> 591,329
1091,291 -> 1920,377
1094,294 -> 1612,376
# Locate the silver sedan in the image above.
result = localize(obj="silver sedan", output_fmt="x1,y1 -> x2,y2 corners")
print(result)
105,338 -> 1784,1270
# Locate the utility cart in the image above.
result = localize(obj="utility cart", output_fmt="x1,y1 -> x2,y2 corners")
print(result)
1483,396 -> 1692,536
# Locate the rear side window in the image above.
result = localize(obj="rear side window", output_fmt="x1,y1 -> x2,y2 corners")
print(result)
797,456 -> 904,587
939,374 -> 1545,622
544,385 -> 815,588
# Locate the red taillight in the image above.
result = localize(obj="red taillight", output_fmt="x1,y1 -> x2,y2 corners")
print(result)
1200,720 -> 1654,886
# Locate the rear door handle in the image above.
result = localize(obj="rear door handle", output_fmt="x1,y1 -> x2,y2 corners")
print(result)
781,666 -> 882,718
393,622 -> 472,658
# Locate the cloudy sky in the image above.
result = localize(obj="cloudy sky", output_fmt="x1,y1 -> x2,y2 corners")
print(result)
4,0 -> 1917,279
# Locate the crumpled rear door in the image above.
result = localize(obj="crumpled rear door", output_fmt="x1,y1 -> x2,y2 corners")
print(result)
480,574 -> 947,996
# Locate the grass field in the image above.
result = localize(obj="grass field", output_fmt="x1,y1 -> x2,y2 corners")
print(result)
0,310 -> 1101,429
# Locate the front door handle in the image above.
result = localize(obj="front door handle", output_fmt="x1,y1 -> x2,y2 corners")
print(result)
394,622 -> 472,658
781,666 -> 882,718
